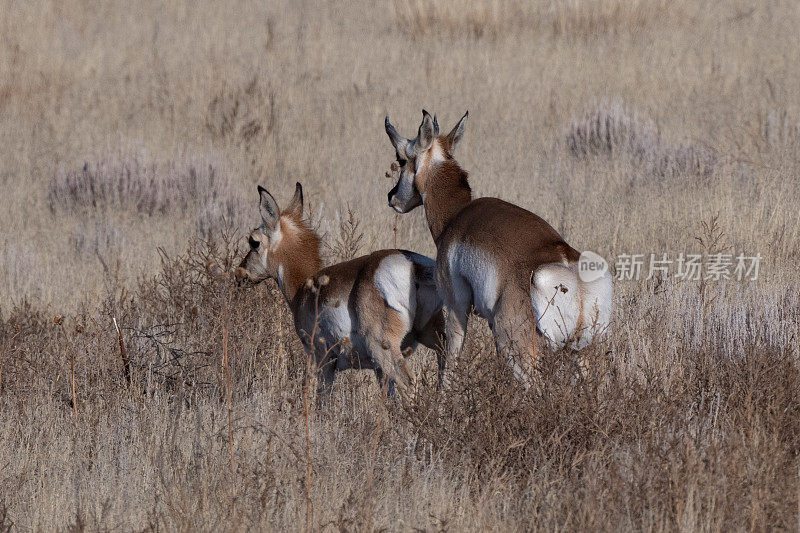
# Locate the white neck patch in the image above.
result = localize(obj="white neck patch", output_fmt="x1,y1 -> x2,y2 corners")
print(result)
416,139 -> 446,173
269,223 -> 283,251
429,139 -> 446,163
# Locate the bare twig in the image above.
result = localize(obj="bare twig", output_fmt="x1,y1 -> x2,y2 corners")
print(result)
222,299 -> 236,512
361,391 -> 385,531
528,272 -> 539,366
113,318 -> 132,386
303,280 -> 323,532
275,293 -> 284,376
56,316 -> 79,427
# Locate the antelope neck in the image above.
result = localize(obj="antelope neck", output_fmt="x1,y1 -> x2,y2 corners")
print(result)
422,161 -> 473,243
269,219 -> 322,308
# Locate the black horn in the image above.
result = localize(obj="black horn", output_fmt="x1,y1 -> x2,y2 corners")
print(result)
385,116 -> 404,148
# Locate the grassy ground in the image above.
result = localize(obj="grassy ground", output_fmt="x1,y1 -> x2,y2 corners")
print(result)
1,0 -> 800,530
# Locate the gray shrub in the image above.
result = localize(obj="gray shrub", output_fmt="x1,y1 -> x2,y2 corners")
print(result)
566,101 -> 717,179
48,149 -> 248,235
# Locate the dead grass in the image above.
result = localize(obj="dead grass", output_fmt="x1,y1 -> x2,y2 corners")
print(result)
391,0 -> 683,41
48,148 -> 249,236
2,237 -> 799,530
2,0 -> 800,529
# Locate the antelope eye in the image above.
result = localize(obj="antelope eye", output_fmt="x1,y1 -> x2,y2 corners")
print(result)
248,235 -> 259,249
397,158 -> 407,167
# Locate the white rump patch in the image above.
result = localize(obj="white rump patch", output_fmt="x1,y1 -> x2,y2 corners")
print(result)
577,268 -> 613,347
532,264 -> 581,348
374,254 -> 415,327
531,262 -> 613,349
319,301 -> 352,342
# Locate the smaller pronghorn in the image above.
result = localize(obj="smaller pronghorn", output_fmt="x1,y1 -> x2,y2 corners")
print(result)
236,182 -> 444,397
385,111 -> 613,383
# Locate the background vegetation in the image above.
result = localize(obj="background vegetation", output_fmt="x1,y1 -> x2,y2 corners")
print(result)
1,0 -> 799,529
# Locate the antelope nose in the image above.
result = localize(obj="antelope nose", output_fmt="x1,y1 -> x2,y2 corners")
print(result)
387,191 -> 395,207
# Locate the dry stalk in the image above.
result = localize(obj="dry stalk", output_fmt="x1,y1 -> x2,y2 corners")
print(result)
385,161 -> 401,249
112,318 -> 131,386
56,316 -> 79,427
362,381 -> 387,530
528,272 -> 538,366
276,295 -> 284,375
0,330 -> 11,397
370,400 -> 384,464
0,325 -> 16,397
222,300 -> 236,511
70,345 -> 77,426
302,361 -> 313,532
303,281 -> 323,532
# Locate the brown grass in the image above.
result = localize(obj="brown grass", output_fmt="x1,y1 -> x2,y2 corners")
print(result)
1,0 -> 800,530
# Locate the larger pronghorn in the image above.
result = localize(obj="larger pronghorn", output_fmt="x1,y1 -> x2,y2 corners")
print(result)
236,182 -> 444,398
384,110 -> 612,382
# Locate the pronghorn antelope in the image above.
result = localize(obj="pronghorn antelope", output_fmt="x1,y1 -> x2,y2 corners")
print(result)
384,110 -> 613,383
235,182 -> 444,397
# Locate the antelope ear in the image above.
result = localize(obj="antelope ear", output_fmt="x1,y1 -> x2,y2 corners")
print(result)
258,185 -> 280,231
415,110 -> 435,154
447,111 -> 468,154
285,182 -> 304,218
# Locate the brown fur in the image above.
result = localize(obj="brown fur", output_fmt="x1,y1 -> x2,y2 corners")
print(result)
236,204 -> 321,303
237,187 -> 443,397
418,137 -> 579,264
416,158 -> 473,242
271,214 -> 322,301
289,249 -> 440,394
413,134 -> 582,377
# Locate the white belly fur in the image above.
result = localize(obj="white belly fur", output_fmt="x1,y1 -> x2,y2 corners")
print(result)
445,243 -> 499,318
313,303 -> 375,369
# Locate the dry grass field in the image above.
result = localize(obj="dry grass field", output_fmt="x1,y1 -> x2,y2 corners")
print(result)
2,0 -> 800,530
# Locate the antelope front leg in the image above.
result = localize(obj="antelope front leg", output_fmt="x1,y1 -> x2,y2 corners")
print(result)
313,342 -> 337,403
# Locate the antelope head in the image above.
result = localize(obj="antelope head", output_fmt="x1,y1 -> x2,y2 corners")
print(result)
384,110 -> 468,213
235,182 -> 313,292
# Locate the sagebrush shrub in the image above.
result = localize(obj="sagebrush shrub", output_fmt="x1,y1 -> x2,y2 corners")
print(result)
48,148 -> 249,235
566,101 -> 717,179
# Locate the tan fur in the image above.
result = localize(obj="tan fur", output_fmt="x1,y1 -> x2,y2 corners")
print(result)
237,204 -> 321,302
432,189 -> 581,371
269,215 -> 321,300
415,158 -> 473,242
386,114 -> 609,382
288,249 -> 440,394
237,185 -> 444,397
